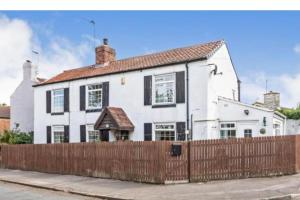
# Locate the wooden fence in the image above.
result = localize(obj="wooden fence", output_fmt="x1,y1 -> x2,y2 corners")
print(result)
0,135 -> 298,184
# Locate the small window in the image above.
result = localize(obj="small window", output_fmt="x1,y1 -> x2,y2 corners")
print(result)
220,123 -> 236,139
86,124 -> 100,142
155,123 -> 175,141
273,123 -> 281,135
154,73 -> 175,105
53,126 -> 64,143
244,129 -> 252,138
52,89 -> 64,113
86,84 -> 102,110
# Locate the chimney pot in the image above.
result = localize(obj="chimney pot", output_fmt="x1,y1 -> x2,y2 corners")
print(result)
103,38 -> 108,45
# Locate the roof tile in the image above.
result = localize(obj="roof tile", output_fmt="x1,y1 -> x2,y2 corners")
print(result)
38,40 -> 223,86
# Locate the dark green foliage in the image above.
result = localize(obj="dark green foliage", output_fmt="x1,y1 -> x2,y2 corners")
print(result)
278,105 -> 300,120
0,130 -> 33,144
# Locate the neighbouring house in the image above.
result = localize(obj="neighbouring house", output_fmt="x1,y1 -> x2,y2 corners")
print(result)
10,60 -> 45,133
33,39 -> 286,144
0,106 -> 10,134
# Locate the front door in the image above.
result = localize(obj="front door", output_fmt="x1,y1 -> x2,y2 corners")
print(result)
100,130 -> 109,142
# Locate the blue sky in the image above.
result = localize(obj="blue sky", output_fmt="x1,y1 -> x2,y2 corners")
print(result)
1,11 -> 300,106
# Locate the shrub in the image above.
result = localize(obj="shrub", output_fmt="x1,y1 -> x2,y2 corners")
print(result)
0,130 -> 33,144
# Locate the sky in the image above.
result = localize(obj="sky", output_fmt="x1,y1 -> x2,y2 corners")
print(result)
1,11 -> 300,107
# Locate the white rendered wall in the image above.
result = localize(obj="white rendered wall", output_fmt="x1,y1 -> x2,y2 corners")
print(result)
35,63 -> 192,143
11,62 -> 38,133
191,44 -> 239,140
217,98 -> 284,138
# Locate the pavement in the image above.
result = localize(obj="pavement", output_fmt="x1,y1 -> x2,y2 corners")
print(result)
0,181 -> 99,200
1,169 -> 300,200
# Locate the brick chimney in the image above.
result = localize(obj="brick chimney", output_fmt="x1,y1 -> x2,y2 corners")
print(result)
264,91 -> 280,110
95,38 -> 116,65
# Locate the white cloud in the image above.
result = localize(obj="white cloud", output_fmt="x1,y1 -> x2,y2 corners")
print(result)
294,44 -> 300,54
0,14 -> 91,105
241,71 -> 300,108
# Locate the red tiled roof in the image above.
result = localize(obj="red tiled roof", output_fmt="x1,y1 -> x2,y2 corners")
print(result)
95,107 -> 134,131
37,40 -> 224,86
0,106 -> 10,119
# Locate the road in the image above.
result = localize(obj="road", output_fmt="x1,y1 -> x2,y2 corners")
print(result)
0,181 -> 100,200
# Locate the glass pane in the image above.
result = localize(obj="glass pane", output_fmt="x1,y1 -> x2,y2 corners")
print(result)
53,89 -> 64,113
88,89 -> 102,108
155,74 -> 175,104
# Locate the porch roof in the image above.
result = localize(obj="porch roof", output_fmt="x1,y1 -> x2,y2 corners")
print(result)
94,107 -> 134,131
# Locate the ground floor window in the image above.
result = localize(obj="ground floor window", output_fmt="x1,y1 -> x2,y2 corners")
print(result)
244,129 -> 252,138
53,126 -> 64,143
115,130 -> 129,141
87,124 -> 100,142
155,123 -> 175,141
220,123 -> 236,139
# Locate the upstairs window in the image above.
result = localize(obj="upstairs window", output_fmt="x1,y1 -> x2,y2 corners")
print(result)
52,89 -> 64,113
154,73 -> 175,105
86,124 -> 100,142
220,123 -> 236,139
86,84 -> 102,109
155,123 -> 175,141
53,125 -> 64,143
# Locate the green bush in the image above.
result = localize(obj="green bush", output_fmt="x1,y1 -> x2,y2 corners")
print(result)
0,130 -> 33,144
278,105 -> 300,120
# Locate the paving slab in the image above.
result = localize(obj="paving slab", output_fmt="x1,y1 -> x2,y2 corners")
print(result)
0,169 -> 300,199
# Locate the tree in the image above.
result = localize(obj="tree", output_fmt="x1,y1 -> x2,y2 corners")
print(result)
278,106 -> 300,120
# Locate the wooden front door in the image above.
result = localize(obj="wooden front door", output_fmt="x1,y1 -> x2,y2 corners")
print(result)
100,130 -> 109,142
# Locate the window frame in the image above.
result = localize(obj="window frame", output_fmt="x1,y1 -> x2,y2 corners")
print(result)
52,125 -> 65,144
244,129 -> 252,138
86,124 -> 100,142
52,88 -> 64,113
154,123 -> 176,141
220,122 -> 237,139
86,83 -> 103,110
153,73 -> 176,105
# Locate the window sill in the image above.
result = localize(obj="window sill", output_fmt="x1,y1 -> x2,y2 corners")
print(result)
51,112 -> 64,115
86,109 -> 102,113
152,104 -> 176,108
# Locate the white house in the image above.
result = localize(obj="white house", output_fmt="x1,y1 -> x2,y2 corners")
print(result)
10,60 -> 45,133
33,39 -> 286,144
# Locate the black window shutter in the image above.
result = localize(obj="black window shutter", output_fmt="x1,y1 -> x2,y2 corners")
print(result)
46,126 -> 51,144
176,122 -> 186,141
176,71 -> 185,103
64,125 -> 69,143
80,85 -> 86,111
80,125 -> 86,142
64,88 -> 69,112
46,90 -> 51,113
102,82 -> 109,108
144,76 -> 152,105
144,123 -> 152,141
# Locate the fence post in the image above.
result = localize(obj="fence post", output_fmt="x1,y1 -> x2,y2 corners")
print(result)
241,139 -> 245,178
187,141 -> 191,182
295,135 -> 300,173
